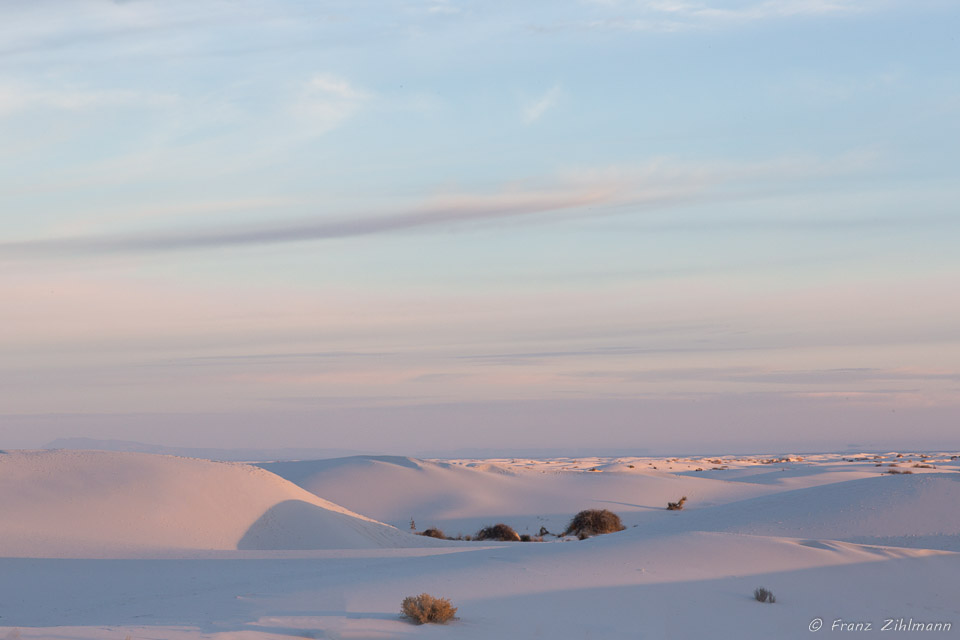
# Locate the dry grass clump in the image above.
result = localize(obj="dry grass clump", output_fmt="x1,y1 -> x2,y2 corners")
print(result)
401,593 -> 458,624
666,496 -> 687,510
475,523 -> 521,541
886,469 -> 914,474
563,509 -> 625,537
420,527 -> 446,539
754,587 -> 776,603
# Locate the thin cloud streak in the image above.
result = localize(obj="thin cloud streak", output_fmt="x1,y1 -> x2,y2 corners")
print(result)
571,366 -> 960,385
523,84 -> 561,123
0,151 -> 888,260
0,190 -> 610,258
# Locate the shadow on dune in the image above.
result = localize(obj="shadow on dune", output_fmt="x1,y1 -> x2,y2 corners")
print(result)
594,499 -> 667,511
238,499 -> 360,550
259,455 -> 427,485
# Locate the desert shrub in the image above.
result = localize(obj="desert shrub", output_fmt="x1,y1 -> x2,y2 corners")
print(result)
420,527 -> 446,539
886,469 -> 913,474
475,523 -> 521,541
401,593 -> 458,624
563,509 -> 626,537
666,496 -> 687,510
754,587 -> 775,603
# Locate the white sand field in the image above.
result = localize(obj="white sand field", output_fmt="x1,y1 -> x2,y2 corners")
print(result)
1,449 -> 958,638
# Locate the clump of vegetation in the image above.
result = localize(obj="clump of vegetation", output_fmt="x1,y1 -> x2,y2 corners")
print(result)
475,523 -> 521,541
913,463 -> 935,469
666,496 -> 687,510
886,469 -> 914,474
401,593 -> 458,624
754,587 -> 776,603
563,509 -> 626,537
420,527 -> 446,539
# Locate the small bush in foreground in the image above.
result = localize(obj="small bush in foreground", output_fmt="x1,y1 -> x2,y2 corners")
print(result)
475,523 -> 521,541
563,509 -> 625,537
420,527 -> 446,539
754,587 -> 775,603
401,593 -> 458,624
666,496 -> 687,510
886,469 -> 913,474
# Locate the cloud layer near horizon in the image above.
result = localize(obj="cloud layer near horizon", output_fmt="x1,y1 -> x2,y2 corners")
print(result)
1,0 -> 958,453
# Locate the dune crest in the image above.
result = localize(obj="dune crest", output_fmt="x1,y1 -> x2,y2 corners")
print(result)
0,450 -> 428,557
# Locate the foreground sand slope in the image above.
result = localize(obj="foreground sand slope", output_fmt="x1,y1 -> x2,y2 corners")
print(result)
0,450 -> 433,556
0,530 -> 955,639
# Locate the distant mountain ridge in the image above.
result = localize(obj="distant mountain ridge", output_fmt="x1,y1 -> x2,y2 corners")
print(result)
43,437 -> 365,462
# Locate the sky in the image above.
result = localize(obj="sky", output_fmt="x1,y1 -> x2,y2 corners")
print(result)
1,0 -> 959,456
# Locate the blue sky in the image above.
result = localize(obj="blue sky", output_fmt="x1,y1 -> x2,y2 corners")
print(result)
1,0 -> 958,454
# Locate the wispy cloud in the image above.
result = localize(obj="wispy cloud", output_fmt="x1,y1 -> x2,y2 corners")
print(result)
0,188 -> 609,258
425,0 -> 461,15
548,0 -> 868,33
292,73 -> 370,135
643,0 -> 861,22
571,366 -> 960,385
523,84 -> 561,123
0,82 -> 178,116
0,150 -> 885,258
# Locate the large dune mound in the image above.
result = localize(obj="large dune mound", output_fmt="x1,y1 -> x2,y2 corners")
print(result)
0,450 -> 432,557
260,455 -> 774,535
646,472 -> 960,550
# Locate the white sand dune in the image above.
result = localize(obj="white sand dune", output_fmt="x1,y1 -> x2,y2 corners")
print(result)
260,455 -> 777,536
642,472 -> 960,550
0,450 -> 432,557
2,450 -> 958,639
